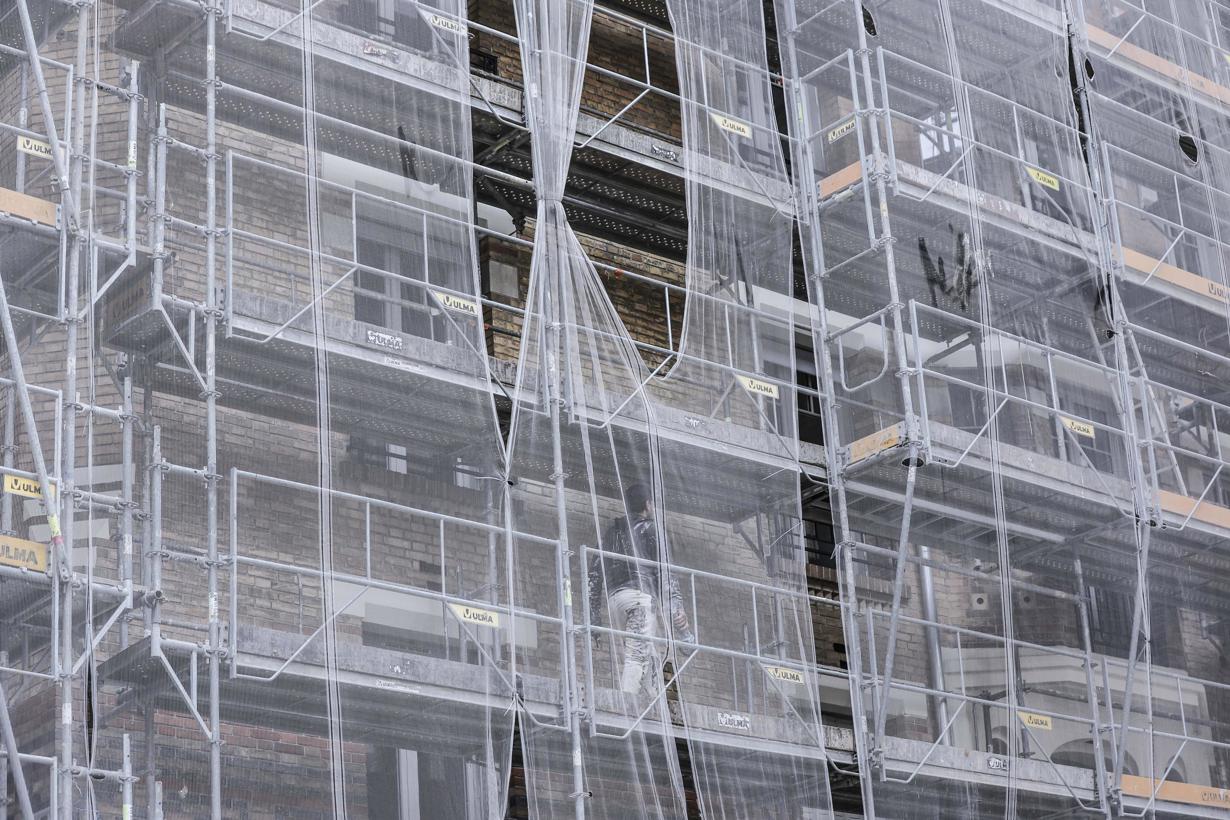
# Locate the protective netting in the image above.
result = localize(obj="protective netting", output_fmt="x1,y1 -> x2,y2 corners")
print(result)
5,0 -> 1230,813
653,0 -> 834,815
0,0 -> 519,814
0,2 -> 146,816
777,0 -> 1230,815
218,0 -> 517,813
1079,0 -> 1230,808
506,0 -> 688,816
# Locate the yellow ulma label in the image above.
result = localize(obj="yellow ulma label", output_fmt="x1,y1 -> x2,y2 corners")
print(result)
736,375 -> 779,399
763,665 -> 805,685
0,534 -> 47,572
711,113 -> 752,138
827,119 -> 856,143
429,13 -> 465,34
449,603 -> 501,628
4,474 -> 45,499
1060,416 -> 1095,439
17,136 -> 52,158
1026,167 -> 1060,191
432,290 -> 479,316
1017,711 -> 1052,731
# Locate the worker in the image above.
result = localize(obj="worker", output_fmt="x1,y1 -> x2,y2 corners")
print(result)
587,482 -> 696,695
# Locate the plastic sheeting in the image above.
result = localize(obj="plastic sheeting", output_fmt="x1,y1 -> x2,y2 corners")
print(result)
1,0 -> 515,814
506,0 -> 688,816
1080,0 -> 1230,808
211,0 -> 516,813
7,0 -> 1230,813
778,0 -> 1230,815
654,0 -> 834,815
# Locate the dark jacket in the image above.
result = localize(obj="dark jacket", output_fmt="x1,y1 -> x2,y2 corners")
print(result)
587,515 -> 681,623
595,515 -> 660,592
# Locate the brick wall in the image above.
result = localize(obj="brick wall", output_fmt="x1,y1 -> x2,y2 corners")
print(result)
471,0 -> 681,139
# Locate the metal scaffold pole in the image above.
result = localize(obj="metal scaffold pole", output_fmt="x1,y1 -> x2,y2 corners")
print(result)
9,4 -> 87,815
848,0 -> 926,795
13,0 -> 76,221
776,2 -> 875,811
146,106 -> 169,820
0,675 -> 35,820
0,248 -> 68,819
544,257 -> 587,820
59,1 -> 92,812
1066,1 -> 1157,806
204,2 -> 224,815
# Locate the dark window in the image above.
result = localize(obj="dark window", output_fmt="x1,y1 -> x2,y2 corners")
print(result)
348,436 -> 484,491
948,376 -> 987,433
1087,582 -> 1134,658
367,747 -> 483,819
763,346 -> 825,445
797,367 -> 825,446
354,236 -> 443,341
1086,582 -> 1182,667
803,515 -> 836,569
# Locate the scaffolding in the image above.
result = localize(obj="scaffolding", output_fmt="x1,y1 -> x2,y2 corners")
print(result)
779,0 -> 1230,815
0,0 -> 1227,814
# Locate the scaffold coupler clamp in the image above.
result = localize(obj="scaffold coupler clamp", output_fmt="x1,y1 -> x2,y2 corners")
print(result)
1108,784 -> 1123,813
868,744 -> 885,777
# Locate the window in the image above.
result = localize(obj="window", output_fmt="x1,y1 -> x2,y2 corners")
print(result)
337,0 -> 396,42
947,375 -> 987,433
336,0 -> 436,52
1216,7 -> 1230,52
1205,463 -> 1230,508
1051,739 -> 1136,776
387,443 -> 409,474
348,435 -> 485,491
920,108 -> 962,165
347,185 -> 478,350
350,436 -> 411,474
367,748 -> 485,819
355,236 -> 443,341
803,515 -> 836,570
762,343 -> 825,445
710,57 -> 777,172
1086,582 -> 1183,667
797,367 -> 825,446
1021,137 -> 1074,224
1087,582 -> 1134,658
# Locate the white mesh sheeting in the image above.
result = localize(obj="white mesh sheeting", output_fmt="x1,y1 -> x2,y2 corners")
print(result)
507,0 -> 688,815
653,0 -> 835,815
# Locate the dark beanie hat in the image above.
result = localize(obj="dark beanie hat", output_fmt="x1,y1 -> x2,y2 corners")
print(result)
623,482 -> 650,515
